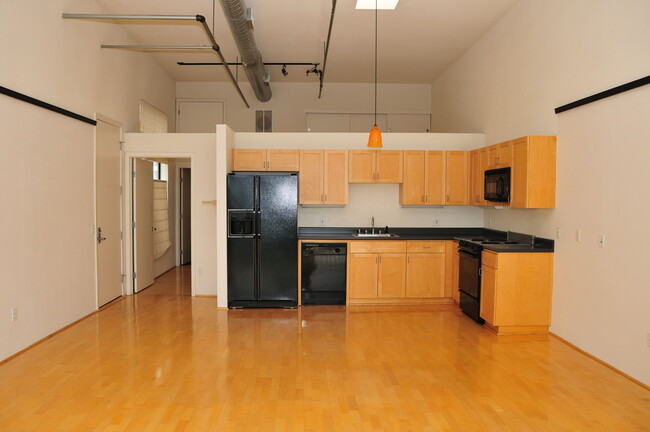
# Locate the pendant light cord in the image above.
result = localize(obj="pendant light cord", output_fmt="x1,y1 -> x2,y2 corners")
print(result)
374,0 -> 378,126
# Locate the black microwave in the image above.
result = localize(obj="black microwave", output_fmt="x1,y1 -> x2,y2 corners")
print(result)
484,167 -> 511,202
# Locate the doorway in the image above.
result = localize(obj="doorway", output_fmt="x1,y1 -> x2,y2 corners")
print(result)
179,167 -> 192,266
129,157 -> 193,295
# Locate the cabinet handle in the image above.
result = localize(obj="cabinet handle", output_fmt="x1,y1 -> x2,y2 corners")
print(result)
447,195 -> 450,202
421,194 -> 425,203
496,157 -> 500,166
324,194 -> 327,202
408,256 -> 410,264
379,256 -> 382,264
376,256 -> 378,264
425,194 -> 428,203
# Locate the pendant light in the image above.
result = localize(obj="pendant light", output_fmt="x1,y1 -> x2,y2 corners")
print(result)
367,0 -> 382,148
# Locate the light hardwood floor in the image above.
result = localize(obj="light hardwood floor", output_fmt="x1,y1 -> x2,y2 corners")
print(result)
0,266 -> 648,431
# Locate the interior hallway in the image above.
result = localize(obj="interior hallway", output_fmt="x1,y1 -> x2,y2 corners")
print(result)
0,267 -> 648,431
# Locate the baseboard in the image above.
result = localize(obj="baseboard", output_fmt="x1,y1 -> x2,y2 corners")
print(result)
0,296 -> 126,365
195,295 -> 217,298
550,332 -> 649,391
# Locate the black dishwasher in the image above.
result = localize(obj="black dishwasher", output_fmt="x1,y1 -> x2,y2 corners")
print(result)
301,243 -> 347,305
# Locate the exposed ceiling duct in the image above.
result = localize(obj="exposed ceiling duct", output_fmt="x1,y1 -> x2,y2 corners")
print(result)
219,0 -> 272,102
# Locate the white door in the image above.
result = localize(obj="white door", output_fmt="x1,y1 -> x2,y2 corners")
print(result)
96,119 -> 123,307
133,158 -> 155,292
176,100 -> 225,133
180,168 -> 192,265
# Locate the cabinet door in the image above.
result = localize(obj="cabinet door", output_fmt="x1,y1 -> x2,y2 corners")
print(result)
349,150 -> 376,183
479,264 -> 497,325
267,149 -> 300,171
406,253 -> 445,298
510,138 -> 528,208
233,149 -> 267,171
299,150 -> 323,205
376,150 -> 403,183
487,145 -> 499,169
445,151 -> 469,205
400,151 -> 425,205
324,150 -> 348,205
497,141 -> 513,167
469,149 -> 481,205
478,147 -> 489,205
349,253 -> 378,299
425,151 -> 445,205
378,253 -> 406,298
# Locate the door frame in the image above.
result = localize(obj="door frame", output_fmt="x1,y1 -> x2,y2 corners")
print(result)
175,98 -> 226,132
175,162 -> 192,266
93,113 -> 124,309
122,152 -> 197,296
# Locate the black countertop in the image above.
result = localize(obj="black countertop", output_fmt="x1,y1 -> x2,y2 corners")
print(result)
298,227 -> 554,253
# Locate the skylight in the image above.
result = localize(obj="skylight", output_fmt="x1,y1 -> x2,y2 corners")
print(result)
355,0 -> 399,10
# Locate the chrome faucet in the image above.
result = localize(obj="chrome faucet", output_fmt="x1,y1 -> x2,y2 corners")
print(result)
371,216 -> 375,234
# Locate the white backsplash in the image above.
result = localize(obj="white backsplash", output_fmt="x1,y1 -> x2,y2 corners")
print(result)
298,183 -> 484,227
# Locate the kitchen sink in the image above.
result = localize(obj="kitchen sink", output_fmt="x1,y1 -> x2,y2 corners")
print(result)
352,233 -> 400,238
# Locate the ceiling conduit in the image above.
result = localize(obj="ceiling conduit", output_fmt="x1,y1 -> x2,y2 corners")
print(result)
219,0 -> 272,102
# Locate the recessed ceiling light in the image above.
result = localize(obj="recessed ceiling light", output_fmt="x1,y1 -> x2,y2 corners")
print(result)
355,0 -> 399,10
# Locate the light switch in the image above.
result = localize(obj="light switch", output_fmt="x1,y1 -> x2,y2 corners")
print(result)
576,229 -> 582,242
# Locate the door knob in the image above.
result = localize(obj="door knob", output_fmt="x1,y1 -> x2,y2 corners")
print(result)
152,227 -> 157,231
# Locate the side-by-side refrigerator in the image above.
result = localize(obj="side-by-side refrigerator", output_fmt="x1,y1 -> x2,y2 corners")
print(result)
227,174 -> 298,308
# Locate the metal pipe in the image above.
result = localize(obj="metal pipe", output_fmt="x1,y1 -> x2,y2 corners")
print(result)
319,0 -> 337,99
219,0 -> 271,102
62,12 -> 251,108
62,13 -> 200,21
102,45 -> 213,50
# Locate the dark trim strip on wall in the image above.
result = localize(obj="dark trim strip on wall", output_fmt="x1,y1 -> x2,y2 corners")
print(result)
0,85 -> 97,126
555,75 -> 650,114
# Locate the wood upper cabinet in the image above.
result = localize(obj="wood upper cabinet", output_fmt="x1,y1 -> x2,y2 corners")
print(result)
299,150 -> 348,205
232,149 -> 267,171
469,149 -> 481,205
510,136 -> 557,208
232,149 -> 300,171
399,151 -> 445,205
349,150 -> 403,183
445,151 -> 469,205
486,142 -> 513,169
267,149 -> 300,171
479,251 -> 554,334
486,145 -> 499,169
406,241 -> 445,298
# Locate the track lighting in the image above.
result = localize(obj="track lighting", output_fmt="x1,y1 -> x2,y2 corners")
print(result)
281,64 -> 288,76
306,65 -> 323,78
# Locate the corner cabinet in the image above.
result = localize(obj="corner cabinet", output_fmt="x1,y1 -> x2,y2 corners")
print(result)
480,251 -> 554,334
299,150 -> 348,205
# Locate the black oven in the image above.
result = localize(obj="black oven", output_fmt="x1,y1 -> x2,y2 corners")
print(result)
457,240 -> 484,324
484,167 -> 511,202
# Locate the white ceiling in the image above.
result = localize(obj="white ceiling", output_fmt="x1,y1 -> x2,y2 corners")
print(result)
92,0 -> 518,84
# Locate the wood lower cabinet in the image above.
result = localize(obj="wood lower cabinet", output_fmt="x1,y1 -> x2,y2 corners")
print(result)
348,240 -> 451,304
406,241 -> 445,298
479,251 -> 554,334
299,150 -> 348,205
349,150 -> 403,183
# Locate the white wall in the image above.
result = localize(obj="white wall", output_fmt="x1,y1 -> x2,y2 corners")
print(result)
430,0 -> 650,384
176,82 -> 432,132
0,0 -> 175,361
234,132 -> 485,228
123,134 -> 217,297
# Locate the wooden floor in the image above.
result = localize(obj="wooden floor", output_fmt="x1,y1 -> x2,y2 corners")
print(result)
0,267 -> 648,431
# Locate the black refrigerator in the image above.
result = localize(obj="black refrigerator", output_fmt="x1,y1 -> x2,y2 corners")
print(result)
227,174 -> 298,308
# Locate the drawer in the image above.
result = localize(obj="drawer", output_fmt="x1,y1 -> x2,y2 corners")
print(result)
349,240 -> 407,254
482,251 -> 498,268
406,241 -> 445,253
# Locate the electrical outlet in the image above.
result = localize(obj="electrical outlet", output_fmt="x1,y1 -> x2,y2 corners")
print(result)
556,227 -> 561,239
11,308 -> 17,322
576,229 -> 582,242
599,233 -> 606,248
319,216 -> 326,226
432,218 -> 439,226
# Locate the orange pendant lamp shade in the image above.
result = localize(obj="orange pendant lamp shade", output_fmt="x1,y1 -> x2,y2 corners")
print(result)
368,125 -> 383,148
